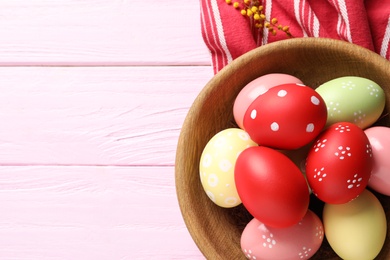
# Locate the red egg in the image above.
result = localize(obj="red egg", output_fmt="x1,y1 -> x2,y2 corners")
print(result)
233,74 -> 303,130
243,83 -> 327,150
306,122 -> 373,204
235,146 -> 310,228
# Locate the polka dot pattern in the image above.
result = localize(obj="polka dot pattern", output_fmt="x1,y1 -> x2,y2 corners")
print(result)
313,138 -> 327,152
306,123 -> 314,133
270,122 -> 279,131
277,90 -> 287,97
199,128 -> 257,208
207,173 -> 219,187
306,122 -> 373,204
316,76 -> 385,129
311,96 -> 320,105
244,83 -> 327,150
298,247 -> 312,259
240,211 -> 323,259
347,174 -> 363,189
262,233 -> 276,248
313,167 -> 327,182
219,159 -> 232,172
250,109 -> 257,119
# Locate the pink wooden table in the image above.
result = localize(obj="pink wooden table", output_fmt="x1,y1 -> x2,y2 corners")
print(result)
0,1 -> 211,259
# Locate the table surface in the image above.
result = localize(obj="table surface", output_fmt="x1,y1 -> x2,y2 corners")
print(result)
0,1 -> 212,259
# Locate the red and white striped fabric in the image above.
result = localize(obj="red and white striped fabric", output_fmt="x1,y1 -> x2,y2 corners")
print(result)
200,0 -> 390,74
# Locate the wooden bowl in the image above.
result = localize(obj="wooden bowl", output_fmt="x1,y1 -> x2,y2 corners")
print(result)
175,38 -> 390,259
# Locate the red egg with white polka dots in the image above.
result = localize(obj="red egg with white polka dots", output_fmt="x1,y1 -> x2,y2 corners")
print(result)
306,122 -> 373,204
243,83 -> 327,150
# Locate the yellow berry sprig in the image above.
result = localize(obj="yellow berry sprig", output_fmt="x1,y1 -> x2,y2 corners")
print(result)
225,0 -> 292,37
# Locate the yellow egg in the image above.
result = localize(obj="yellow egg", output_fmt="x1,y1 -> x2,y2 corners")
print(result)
199,128 -> 257,208
323,189 -> 387,259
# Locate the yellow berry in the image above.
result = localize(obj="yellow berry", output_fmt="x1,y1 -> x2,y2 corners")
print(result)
268,27 -> 276,35
225,0 -> 292,37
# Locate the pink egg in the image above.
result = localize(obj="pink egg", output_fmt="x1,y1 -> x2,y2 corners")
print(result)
233,74 -> 303,129
365,126 -> 390,196
240,210 -> 324,260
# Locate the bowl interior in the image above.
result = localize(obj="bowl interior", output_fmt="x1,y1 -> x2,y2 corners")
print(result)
175,38 -> 390,259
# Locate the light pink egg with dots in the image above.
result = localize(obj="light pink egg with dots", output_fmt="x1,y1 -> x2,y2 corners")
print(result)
233,74 -> 303,130
365,126 -> 390,196
241,210 -> 324,260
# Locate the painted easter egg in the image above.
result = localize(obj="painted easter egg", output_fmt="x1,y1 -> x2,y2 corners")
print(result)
365,126 -> 390,196
199,128 -> 257,208
233,74 -> 303,129
240,210 -> 324,260
243,83 -> 327,150
316,76 -> 385,129
235,146 -> 310,228
306,122 -> 373,204
279,144 -> 313,193
323,189 -> 387,260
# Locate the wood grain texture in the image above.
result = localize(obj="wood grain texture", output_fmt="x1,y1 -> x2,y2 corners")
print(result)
0,66 -> 212,166
0,166 -> 201,259
0,0 -> 210,66
0,0 -> 209,258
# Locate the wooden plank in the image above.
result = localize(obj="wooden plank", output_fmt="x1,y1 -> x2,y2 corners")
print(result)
0,66 -> 213,166
0,0 -> 210,66
0,165 -> 203,259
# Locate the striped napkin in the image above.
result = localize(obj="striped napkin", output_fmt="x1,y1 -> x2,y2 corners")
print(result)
200,0 -> 390,74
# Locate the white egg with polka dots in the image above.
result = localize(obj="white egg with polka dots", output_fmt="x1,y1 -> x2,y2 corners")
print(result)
199,128 -> 257,208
